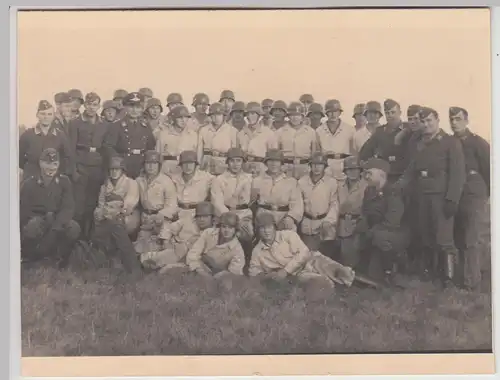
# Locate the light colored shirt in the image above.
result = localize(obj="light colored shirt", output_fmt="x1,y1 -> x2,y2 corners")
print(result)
96,174 -> 140,217
316,120 -> 355,155
197,122 -> 238,162
352,126 -> 373,156
249,230 -> 312,276
170,169 -> 214,219
136,173 -> 178,220
156,124 -> 199,157
298,174 -> 339,236
210,171 -> 253,219
237,123 -> 278,158
186,227 -> 245,275
160,217 -> 203,246
275,123 -> 318,158
251,172 -> 304,223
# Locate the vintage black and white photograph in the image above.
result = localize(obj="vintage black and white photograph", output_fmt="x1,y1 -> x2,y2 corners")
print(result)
17,7 -> 492,368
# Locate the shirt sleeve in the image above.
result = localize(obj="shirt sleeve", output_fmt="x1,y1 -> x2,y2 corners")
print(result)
227,241 -> 245,275
283,231 -> 312,275
186,230 -> 209,272
158,176 -> 179,220
445,137 -> 466,204
210,176 -> 230,216
53,176 -> 75,230
248,244 -> 264,276
324,180 -> 340,225
287,180 -> 304,223
358,129 -> 378,162
124,179 -> 140,212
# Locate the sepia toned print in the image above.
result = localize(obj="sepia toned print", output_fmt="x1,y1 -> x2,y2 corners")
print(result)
17,8 -> 492,376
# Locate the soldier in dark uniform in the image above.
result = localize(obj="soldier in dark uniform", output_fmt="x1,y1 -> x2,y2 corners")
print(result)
68,89 -> 84,120
68,92 -> 109,238
19,100 -> 74,180
449,106 -> 490,291
101,100 -> 119,123
20,148 -> 80,265
359,99 -> 411,184
395,106 -> 466,286
113,89 -> 129,120
103,92 -> 156,180
356,158 -> 409,283
228,101 -> 247,131
261,98 -> 274,128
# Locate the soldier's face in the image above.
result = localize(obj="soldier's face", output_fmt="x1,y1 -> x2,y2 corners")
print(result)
61,102 -> 73,118
103,108 -> 117,122
211,113 -> 225,126
245,111 -> 260,125
365,111 -> 381,124
181,162 -> 196,175
228,157 -> 243,174
174,116 -> 189,129
126,104 -> 144,118
266,159 -> 282,174
220,224 -> 236,241
289,114 -> 303,126
71,99 -> 82,112
195,215 -> 212,230
84,101 -> 100,117
262,106 -> 272,116
365,168 -> 384,186
221,98 -> 235,111
168,102 -> 183,112
354,114 -> 367,126
39,160 -> 59,177
114,98 -> 124,108
148,105 -> 162,119
259,224 -> 276,244
195,103 -> 208,114
449,111 -> 468,136
384,106 -> 402,125
421,113 -> 439,135
109,168 -> 123,180
327,110 -> 341,122
311,163 -> 326,177
345,168 -> 361,181
272,109 -> 286,121
231,111 -> 245,122
309,112 -> 323,124
145,162 -> 160,176
407,114 -> 422,132
37,108 -> 55,126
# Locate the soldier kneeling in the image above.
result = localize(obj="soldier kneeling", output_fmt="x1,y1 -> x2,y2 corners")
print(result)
20,148 -> 80,266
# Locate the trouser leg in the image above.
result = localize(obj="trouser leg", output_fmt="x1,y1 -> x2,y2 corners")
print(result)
109,221 -> 142,273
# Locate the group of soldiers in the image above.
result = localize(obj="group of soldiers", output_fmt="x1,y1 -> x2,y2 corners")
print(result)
18,88 -> 490,291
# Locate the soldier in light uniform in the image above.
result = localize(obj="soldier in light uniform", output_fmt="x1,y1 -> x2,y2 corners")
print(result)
19,100 -> 74,180
133,151 -> 179,259
249,212 -> 355,288
316,99 -> 355,179
395,106 -> 466,285
140,202 -> 215,273
112,89 -> 129,120
211,148 -> 254,243
251,149 -> 303,232
103,92 -> 156,179
335,156 -> 369,268
298,152 -> 339,252
306,102 -> 325,130
20,148 -> 80,265
190,93 -> 211,132
197,102 -> 238,176
299,93 -> 315,115
450,106 -> 490,291
276,102 -> 318,180
186,212 -> 246,278
237,101 -> 278,177
138,87 -> 154,105
352,103 -> 371,155
261,98 -> 274,128
219,89 -> 236,123
91,155 -> 142,274
144,98 -> 163,138
101,100 -> 119,123
169,150 -> 214,222
156,105 -> 199,177
68,89 -> 84,120
270,100 -> 288,131
228,101 -> 247,131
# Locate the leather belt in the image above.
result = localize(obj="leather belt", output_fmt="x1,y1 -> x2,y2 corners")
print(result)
258,204 -> 290,212
178,202 -> 198,210
162,155 -> 178,161
225,204 -> 249,211
326,153 -> 350,160
283,158 -> 309,165
203,149 -> 227,158
304,211 -> 328,220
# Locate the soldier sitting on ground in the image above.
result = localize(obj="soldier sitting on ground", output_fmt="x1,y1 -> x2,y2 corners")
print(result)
20,148 -> 80,266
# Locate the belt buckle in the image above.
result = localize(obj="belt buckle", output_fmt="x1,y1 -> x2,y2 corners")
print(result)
293,158 -> 300,165
89,147 -> 97,153
470,170 -> 477,175
132,149 -> 141,155
271,205 -> 278,211
421,170 -> 428,178
333,153 -> 340,159
212,151 -> 220,157
388,156 -> 396,162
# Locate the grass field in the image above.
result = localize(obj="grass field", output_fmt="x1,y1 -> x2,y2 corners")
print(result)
21,261 -> 492,357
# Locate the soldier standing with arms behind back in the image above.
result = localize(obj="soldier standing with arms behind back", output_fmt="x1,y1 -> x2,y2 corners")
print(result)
449,106 -> 490,291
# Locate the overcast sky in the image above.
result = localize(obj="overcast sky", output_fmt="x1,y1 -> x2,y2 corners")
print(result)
17,9 -> 491,140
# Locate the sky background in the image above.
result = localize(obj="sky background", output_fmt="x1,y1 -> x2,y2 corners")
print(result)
17,9 -> 491,140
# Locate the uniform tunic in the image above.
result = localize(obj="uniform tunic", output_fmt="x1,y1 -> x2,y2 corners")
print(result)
68,113 -> 109,222
252,172 -> 303,231
298,174 -> 339,250
453,128 -> 490,288
186,228 -> 245,275
19,124 -> 74,179
170,169 -> 214,221
316,121 -> 355,178
103,116 -> 156,179
237,123 -> 278,177
197,123 -> 238,175
189,112 -> 211,133
211,171 -> 253,241
352,126 -> 373,156
249,230 -> 355,286
275,123 -> 318,180
155,124 -> 198,176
